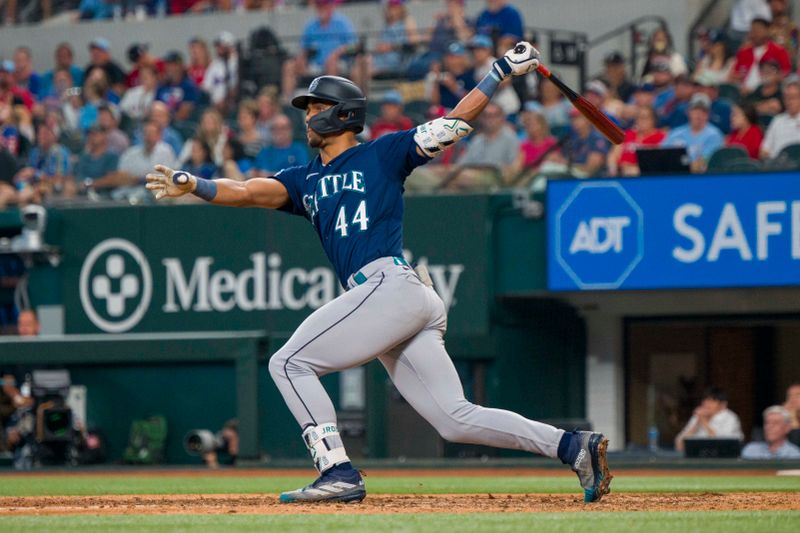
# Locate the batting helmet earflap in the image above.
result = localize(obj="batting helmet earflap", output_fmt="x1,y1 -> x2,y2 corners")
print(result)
291,76 -> 367,135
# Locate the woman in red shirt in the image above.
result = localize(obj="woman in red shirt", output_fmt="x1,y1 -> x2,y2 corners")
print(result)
726,103 -> 763,159
608,105 -> 666,176
519,109 -> 558,171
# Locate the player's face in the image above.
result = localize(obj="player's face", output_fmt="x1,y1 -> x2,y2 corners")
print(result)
305,100 -> 334,147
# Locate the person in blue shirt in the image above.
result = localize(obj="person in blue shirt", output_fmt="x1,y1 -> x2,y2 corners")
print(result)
475,0 -> 525,52
14,123 -> 73,202
662,92 -> 724,172
39,43 -> 85,100
156,51 -> 200,122
148,43 -> 613,506
182,137 -> 218,180
664,74 -> 732,134
558,108 -> 610,178
254,114 -> 309,175
430,42 -> 477,111
281,0 -> 357,102
741,406 -> 800,460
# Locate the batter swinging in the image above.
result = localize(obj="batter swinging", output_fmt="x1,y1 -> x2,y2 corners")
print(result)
146,42 -> 612,504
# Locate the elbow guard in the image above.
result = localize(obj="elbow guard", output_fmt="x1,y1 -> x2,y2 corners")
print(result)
413,117 -> 474,158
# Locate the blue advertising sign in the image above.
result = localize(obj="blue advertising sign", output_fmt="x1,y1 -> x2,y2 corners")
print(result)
547,173 -> 800,290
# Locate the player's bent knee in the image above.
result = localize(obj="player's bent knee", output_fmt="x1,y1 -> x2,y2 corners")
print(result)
267,352 -> 290,382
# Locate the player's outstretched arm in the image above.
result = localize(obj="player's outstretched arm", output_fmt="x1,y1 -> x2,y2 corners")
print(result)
414,43 -> 540,159
450,42 -> 540,123
145,165 -> 290,209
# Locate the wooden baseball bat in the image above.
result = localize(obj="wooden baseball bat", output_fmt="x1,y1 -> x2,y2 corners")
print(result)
536,64 -> 625,145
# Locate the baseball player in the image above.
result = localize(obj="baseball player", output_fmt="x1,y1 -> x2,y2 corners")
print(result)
146,42 -> 612,504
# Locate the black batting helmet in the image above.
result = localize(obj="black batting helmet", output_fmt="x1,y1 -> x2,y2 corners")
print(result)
291,76 -> 367,135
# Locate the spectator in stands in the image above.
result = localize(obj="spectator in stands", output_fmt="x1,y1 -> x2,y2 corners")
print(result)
0,146 -> 17,209
85,38 -> 127,97
366,0 -> 419,79
662,93 -> 724,172
0,101 -> 26,161
221,138 -> 252,181
78,68 -> 118,131
583,79 -> 624,125
73,125 -> 120,191
15,308 -> 39,336
120,65 -> 158,122
14,122 -> 73,203
601,51 -> 636,104
660,74 -> 696,129
767,0 -> 798,61
608,105 -> 666,176
784,384 -> 800,446
170,0 -> 211,15
554,108 -> 610,178
78,0 -> 114,20
729,0 -> 771,45
187,37 -> 211,88
255,87 -> 280,145
641,26 -> 688,79
741,405 -> 800,459
518,106 -> 557,176
12,47 -> 41,100
202,31 -> 239,114
39,44 -> 84,101
254,114 -> 308,175
744,58 -> 785,121
281,0 -> 357,102
179,108 -> 227,166
97,105 -> 130,155
427,42 -> 476,111
236,99 -> 266,159
95,120 -> 175,196
449,102 -> 520,189
41,69 -> 79,131
369,90 -> 413,140
0,60 -> 34,112
692,30 -> 734,87
693,73 -> 733,134
538,77 -> 572,133
648,61 -> 678,119
428,0 -> 473,59
156,51 -> 199,122
760,75 -> 800,158
182,137 -> 218,180
469,34 -> 519,117
475,0 -> 524,54
674,387 -> 743,452
125,43 -> 165,89
730,17 -> 792,94
726,102 -> 764,159
136,101 -> 183,156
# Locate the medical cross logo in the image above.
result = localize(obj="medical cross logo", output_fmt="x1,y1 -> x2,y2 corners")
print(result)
79,239 -> 152,333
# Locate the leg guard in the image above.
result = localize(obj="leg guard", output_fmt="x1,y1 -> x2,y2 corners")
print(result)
302,422 -> 350,473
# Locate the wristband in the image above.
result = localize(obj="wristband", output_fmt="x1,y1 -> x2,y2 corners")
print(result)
477,70 -> 502,98
193,177 -> 218,201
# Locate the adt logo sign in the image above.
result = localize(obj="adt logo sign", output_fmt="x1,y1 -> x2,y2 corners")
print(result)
555,181 -> 644,289
79,239 -> 152,333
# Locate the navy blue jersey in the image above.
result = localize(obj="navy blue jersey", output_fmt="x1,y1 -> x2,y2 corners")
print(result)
273,129 -> 430,286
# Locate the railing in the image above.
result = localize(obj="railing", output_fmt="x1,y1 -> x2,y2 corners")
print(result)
585,15 -> 669,80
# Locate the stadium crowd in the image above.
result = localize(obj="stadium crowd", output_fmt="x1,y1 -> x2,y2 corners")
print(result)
1,0 -> 800,205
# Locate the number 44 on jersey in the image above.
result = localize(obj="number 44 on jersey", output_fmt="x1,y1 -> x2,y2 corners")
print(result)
335,200 -> 369,237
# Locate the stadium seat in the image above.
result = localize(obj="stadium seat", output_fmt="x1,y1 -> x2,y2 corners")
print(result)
706,146 -> 749,173
717,83 -> 741,104
712,158 -> 761,174
777,143 -> 800,166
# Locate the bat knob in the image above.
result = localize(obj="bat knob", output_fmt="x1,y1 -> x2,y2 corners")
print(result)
514,44 -> 527,54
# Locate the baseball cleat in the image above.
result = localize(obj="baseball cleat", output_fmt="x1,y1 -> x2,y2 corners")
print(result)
570,431 -> 613,503
279,466 -> 366,504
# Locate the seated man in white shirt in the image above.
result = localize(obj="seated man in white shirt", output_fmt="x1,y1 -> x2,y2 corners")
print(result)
760,75 -> 800,158
675,387 -> 743,452
741,405 -> 800,459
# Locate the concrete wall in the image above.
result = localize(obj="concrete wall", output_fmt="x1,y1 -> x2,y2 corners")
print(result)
0,0 -> 704,77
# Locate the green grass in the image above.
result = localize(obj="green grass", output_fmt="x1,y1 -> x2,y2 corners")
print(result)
1,512 -> 798,533
0,474 -> 797,496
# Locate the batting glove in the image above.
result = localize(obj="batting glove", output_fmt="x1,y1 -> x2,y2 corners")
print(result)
145,165 -> 196,200
492,42 -> 541,79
